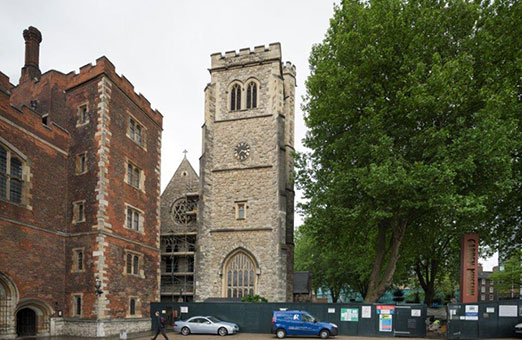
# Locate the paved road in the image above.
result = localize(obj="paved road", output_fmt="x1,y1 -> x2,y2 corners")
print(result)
133,330 -> 521,340
23,332 -> 522,340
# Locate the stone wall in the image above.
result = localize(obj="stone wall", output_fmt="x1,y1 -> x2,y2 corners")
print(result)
196,44 -> 295,302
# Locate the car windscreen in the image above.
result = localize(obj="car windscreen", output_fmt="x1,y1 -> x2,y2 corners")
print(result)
302,313 -> 317,323
207,316 -> 221,323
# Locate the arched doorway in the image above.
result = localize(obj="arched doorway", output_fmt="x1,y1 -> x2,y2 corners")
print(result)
16,308 -> 36,336
15,299 -> 52,337
0,272 -> 18,338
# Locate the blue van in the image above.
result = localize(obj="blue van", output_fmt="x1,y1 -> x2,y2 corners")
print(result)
271,310 -> 338,339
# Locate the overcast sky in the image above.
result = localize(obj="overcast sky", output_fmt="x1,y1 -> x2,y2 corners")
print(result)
0,0 -> 497,270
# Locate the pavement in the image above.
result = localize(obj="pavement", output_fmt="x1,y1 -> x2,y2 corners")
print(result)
19,331 -> 522,340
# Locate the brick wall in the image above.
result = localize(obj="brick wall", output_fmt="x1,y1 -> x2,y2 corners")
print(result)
1,27 -> 162,337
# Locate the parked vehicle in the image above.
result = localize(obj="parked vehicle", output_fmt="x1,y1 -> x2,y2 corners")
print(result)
515,322 -> 522,337
271,310 -> 338,339
173,316 -> 239,336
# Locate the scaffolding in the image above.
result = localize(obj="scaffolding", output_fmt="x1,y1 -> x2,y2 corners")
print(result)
160,233 -> 197,302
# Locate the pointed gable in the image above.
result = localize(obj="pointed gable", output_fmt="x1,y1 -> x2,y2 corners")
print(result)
160,157 -> 199,234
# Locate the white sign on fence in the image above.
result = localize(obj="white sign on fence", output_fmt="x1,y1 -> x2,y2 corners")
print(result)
362,306 -> 372,318
499,305 -> 517,317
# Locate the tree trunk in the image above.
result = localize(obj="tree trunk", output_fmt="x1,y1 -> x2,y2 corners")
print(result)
415,258 -> 439,306
330,287 -> 340,303
424,284 -> 435,307
364,220 -> 407,302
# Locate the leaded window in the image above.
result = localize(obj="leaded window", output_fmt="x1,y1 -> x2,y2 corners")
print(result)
0,146 -> 24,204
126,252 -> 140,275
73,201 -> 85,223
133,255 -> 139,274
0,147 -> 7,199
230,84 -> 241,111
75,152 -> 87,174
126,207 -> 141,231
246,82 -> 257,109
126,253 -> 133,274
224,251 -> 256,298
129,118 -> 144,146
78,104 -> 88,125
77,250 -> 83,271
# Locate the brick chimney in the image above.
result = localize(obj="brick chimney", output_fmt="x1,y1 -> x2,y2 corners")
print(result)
20,26 -> 42,83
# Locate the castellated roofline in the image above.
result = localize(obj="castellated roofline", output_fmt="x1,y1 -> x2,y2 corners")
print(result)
63,56 -> 163,125
210,42 -> 282,69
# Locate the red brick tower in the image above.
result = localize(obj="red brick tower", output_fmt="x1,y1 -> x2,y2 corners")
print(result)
0,27 -> 162,337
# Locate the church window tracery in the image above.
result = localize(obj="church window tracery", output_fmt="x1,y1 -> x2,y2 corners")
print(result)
171,197 -> 197,225
224,251 -> 256,298
230,84 -> 241,111
246,82 -> 257,109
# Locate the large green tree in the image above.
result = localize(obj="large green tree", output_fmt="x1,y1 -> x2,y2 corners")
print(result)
297,0 -> 520,302
489,249 -> 522,299
294,224 -> 354,302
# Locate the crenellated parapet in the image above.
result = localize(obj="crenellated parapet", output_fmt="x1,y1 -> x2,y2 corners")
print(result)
0,71 -> 15,95
211,43 -> 282,70
65,56 -> 163,126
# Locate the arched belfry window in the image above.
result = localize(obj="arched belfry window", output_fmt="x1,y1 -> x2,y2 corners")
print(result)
224,251 -> 256,298
246,82 -> 257,109
0,145 -> 25,204
230,84 -> 241,111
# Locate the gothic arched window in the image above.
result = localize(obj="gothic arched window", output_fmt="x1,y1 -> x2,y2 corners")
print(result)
224,251 -> 256,298
246,82 -> 257,109
230,84 -> 241,111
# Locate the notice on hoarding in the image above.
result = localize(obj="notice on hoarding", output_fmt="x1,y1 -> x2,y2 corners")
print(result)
486,307 -> 495,313
361,306 -> 372,318
328,308 -> 335,314
411,309 -> 421,317
465,305 -> 479,320
376,305 -> 395,315
499,305 -> 517,317
341,308 -> 359,322
379,314 -> 393,332
180,306 -> 188,313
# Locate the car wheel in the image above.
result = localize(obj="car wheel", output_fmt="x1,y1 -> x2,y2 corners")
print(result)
276,328 -> 286,339
319,329 -> 330,339
181,327 -> 190,336
218,327 -> 228,336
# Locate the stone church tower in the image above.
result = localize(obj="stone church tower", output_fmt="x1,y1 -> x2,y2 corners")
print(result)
195,43 -> 296,302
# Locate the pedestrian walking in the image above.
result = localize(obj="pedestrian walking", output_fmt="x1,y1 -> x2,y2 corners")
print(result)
152,311 -> 169,340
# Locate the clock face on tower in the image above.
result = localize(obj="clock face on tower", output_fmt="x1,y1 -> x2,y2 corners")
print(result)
234,142 -> 250,161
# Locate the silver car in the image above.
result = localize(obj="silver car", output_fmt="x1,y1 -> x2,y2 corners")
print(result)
174,315 -> 239,336
515,322 -> 522,337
